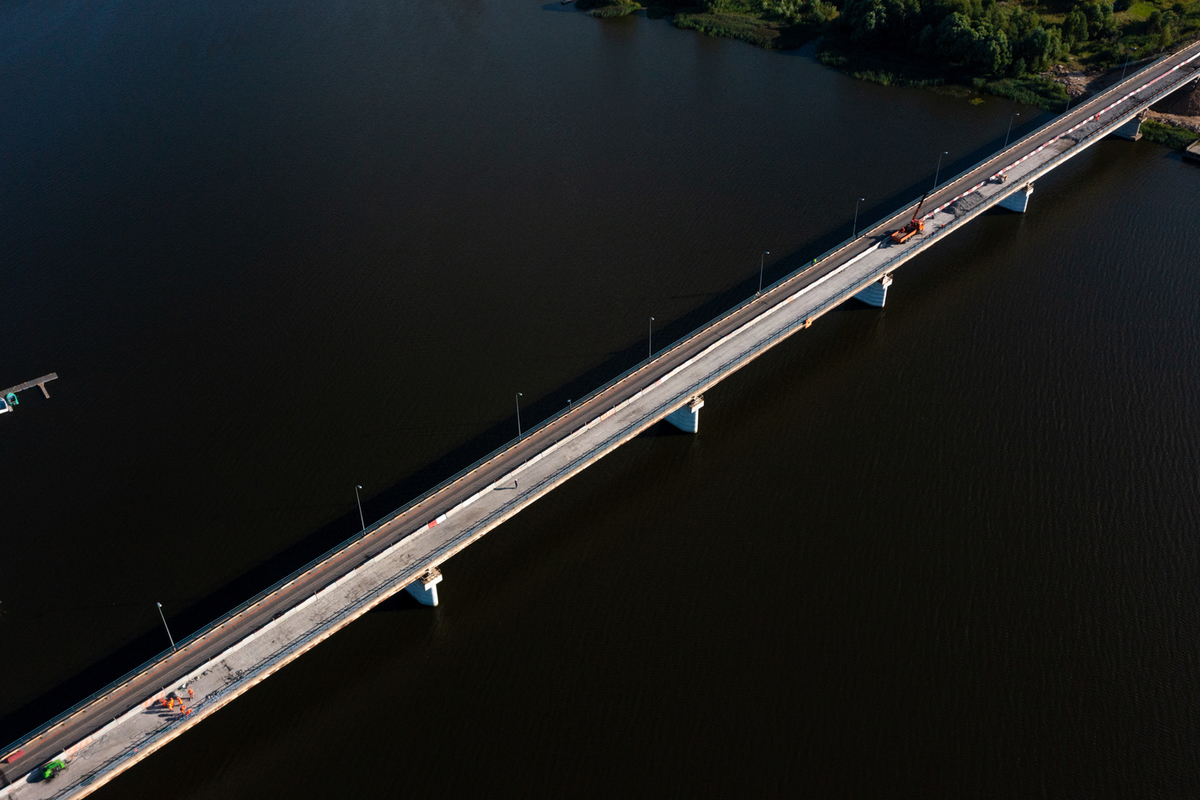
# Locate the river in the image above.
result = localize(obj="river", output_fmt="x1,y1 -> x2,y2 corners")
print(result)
2,0 -> 1199,796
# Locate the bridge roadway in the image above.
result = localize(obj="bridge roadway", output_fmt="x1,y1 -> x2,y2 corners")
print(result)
3,39 -> 1198,799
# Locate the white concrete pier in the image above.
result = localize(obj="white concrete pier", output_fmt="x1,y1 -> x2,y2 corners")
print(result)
1111,114 -> 1144,140
999,182 -> 1035,213
405,568 -> 443,606
854,274 -> 893,307
665,396 -> 704,433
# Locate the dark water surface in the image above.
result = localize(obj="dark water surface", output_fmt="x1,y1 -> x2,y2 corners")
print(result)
3,0 -> 1200,796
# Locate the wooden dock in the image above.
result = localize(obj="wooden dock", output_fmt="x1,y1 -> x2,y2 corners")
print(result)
1,373 -> 58,399
1185,140 -> 1200,164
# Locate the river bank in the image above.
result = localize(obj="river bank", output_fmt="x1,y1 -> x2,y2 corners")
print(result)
576,1 -> 1199,113
1143,78 -> 1200,146
1146,72 -> 1200,137
576,0 -> 824,47
813,39 -> 1070,107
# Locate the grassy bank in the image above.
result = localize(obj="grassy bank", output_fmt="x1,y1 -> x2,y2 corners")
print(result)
1141,118 -> 1200,149
816,38 -> 1070,108
576,0 -> 642,18
578,0 -> 1195,111
667,0 -> 828,48
979,76 -> 1071,108
673,9 -> 788,47
1057,0 -> 1200,70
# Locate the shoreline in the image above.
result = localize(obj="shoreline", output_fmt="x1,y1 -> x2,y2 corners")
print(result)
577,2 -> 1200,126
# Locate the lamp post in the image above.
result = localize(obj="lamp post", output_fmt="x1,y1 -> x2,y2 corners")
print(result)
648,317 -> 655,361
156,602 -> 176,651
515,392 -> 523,439
1004,112 -> 1020,148
932,150 -> 948,190
757,251 -> 770,295
354,485 -> 365,534
852,199 -> 865,239
1122,47 -> 1139,80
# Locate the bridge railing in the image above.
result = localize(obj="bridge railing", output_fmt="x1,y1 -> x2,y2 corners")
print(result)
6,43 -> 1194,764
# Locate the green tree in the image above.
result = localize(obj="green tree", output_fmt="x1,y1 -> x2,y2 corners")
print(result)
1083,1 -> 1117,39
842,0 -> 922,44
1158,24 -> 1175,50
937,11 -> 979,63
812,2 -> 837,22
919,22 -> 938,52
1008,7 -> 1041,40
843,0 -> 887,43
1016,25 -> 1061,72
1063,9 -> 1088,44
972,26 -> 1011,74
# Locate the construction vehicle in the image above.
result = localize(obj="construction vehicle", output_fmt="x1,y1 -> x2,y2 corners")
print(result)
890,192 -> 928,244
41,760 -> 67,781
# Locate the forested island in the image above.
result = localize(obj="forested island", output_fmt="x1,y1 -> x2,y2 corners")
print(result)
577,0 -> 1200,120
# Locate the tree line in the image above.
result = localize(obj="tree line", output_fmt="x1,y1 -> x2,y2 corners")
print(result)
841,0 -> 1078,77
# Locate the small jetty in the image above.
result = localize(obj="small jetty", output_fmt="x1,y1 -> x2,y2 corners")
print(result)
0,373 -> 59,414
1185,140 -> 1200,164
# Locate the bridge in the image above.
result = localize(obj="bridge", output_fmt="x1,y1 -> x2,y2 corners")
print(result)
2,40 -> 1197,799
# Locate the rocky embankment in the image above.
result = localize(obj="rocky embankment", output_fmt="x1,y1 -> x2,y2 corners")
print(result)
1148,77 -> 1200,133
1042,61 -> 1200,133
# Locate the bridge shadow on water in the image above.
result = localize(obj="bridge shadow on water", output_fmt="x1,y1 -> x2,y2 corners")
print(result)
0,128 -> 1041,749
372,589 -> 433,614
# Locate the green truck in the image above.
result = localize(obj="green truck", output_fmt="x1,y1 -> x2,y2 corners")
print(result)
41,760 -> 66,781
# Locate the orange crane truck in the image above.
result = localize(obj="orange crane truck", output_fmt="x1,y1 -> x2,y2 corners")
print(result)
890,193 -> 929,244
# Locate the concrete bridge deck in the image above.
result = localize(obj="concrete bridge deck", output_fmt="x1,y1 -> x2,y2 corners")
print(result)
3,39 -> 1198,799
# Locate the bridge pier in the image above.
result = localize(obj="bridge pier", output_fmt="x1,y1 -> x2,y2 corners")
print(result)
999,182 -> 1034,213
1111,114 -> 1144,141
405,568 -> 443,606
665,396 -> 704,433
854,274 -> 893,308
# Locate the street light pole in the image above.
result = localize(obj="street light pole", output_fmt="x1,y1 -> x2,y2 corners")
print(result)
757,251 -> 770,295
932,150 -> 948,190
354,485 -> 365,534
156,602 -> 176,652
852,199 -> 865,239
1122,48 -> 1139,80
1004,112 -> 1020,148
648,317 -> 655,361
515,392 -> 523,439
